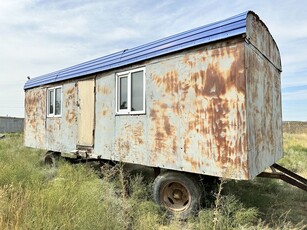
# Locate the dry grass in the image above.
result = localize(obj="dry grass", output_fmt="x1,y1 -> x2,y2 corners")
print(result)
0,132 -> 306,229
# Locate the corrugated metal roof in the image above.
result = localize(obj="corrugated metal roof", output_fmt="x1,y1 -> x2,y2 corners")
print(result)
24,11 -> 249,90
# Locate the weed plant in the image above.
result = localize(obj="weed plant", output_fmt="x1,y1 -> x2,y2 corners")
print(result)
0,133 -> 306,229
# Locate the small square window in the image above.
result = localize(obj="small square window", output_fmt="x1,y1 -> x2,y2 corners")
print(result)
47,86 -> 62,117
116,67 -> 145,115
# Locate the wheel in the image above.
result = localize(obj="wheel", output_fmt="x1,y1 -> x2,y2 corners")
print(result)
44,151 -> 60,167
152,171 -> 203,218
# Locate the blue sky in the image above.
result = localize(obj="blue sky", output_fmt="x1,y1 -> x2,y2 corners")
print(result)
0,0 -> 306,121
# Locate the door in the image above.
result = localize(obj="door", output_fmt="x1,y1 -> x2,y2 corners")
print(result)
77,79 -> 95,147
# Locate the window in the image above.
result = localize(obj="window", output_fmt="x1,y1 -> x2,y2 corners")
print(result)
47,86 -> 62,116
116,67 -> 145,114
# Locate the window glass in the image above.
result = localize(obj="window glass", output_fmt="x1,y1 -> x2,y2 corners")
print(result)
131,71 -> 143,111
49,90 -> 54,114
116,68 -> 145,114
119,77 -> 128,110
47,87 -> 62,116
55,88 -> 61,115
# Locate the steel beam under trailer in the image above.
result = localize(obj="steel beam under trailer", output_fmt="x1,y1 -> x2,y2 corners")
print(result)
257,163 -> 307,192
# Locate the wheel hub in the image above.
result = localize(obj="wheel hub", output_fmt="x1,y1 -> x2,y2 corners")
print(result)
173,189 -> 183,200
161,181 -> 191,212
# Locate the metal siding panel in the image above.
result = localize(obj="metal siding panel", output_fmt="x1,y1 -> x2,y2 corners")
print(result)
246,13 -> 282,71
46,117 -> 62,150
61,83 -> 78,151
24,12 -> 249,90
180,42 -> 247,179
114,116 -> 148,164
147,64 -> 181,169
24,88 -> 46,149
77,79 -> 95,146
94,73 -> 116,158
43,83 -> 78,152
273,69 -> 283,164
245,43 -> 283,179
92,40 -> 248,179
146,40 -> 247,179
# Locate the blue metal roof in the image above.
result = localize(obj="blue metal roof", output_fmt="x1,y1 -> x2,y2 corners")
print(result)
24,11 -> 249,90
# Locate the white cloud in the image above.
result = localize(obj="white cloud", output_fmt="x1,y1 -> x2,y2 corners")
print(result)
282,90 -> 307,101
0,0 -> 307,120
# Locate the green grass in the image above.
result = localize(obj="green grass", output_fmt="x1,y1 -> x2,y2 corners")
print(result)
223,132 -> 307,229
280,133 -> 307,177
0,132 -> 306,229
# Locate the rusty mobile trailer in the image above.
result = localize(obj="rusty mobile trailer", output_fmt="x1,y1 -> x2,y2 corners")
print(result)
24,11 -> 306,217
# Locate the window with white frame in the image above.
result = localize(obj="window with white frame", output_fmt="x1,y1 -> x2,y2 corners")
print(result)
116,67 -> 145,115
47,86 -> 62,116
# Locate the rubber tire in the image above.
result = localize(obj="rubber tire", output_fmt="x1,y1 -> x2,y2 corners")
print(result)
152,171 -> 203,219
44,151 -> 60,167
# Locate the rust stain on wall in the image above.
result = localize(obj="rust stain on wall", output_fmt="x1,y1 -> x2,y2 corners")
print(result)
153,70 -> 179,95
183,54 -> 196,68
25,90 -> 45,129
102,110 -> 108,116
97,85 -> 112,95
114,118 -> 146,164
65,86 -> 76,125
24,88 -> 46,148
116,137 -> 130,159
149,100 -> 178,165
149,41 -> 247,178
101,103 -> 111,117
131,124 -> 144,145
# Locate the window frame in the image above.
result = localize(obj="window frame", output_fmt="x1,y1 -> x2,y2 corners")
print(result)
115,67 -> 146,115
47,86 -> 62,117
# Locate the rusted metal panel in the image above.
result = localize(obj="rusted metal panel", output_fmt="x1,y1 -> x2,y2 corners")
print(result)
114,116 -> 148,164
182,42 -> 247,179
24,87 -> 46,149
88,33 -> 280,181
77,79 -> 95,146
46,83 -> 77,152
94,69 -> 149,164
244,12 -> 282,179
245,42 -> 282,179
96,39 -> 248,179
94,72 -> 116,158
46,117 -> 62,150
147,65 -> 181,170
246,13 -> 282,71
146,40 -> 248,179
25,83 -> 78,152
